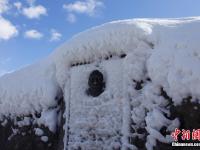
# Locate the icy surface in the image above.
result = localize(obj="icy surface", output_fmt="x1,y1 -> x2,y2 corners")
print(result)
0,17 -> 200,149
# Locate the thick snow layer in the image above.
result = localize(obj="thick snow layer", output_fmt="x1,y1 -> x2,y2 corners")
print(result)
0,60 -> 61,117
1,17 -> 200,116
66,59 -> 124,149
51,17 -> 200,105
0,17 -> 200,149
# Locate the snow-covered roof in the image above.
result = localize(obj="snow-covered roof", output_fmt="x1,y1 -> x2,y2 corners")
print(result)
1,17 -> 200,117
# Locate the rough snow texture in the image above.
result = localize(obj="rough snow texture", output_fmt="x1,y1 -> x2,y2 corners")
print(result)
67,59 -> 124,150
0,60 -> 60,116
1,17 -> 200,149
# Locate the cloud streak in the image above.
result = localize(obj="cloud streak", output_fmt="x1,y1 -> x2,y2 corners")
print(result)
50,29 -> 62,41
67,13 -> 76,23
24,29 -> 43,39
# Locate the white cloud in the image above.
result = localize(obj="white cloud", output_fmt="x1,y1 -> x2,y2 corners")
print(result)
0,0 -> 9,14
63,0 -> 103,16
14,2 -> 22,10
63,0 -> 103,23
22,5 -> 47,19
50,29 -> 62,41
0,17 -> 18,40
24,29 -> 43,39
0,1 -> 18,41
67,13 -> 76,23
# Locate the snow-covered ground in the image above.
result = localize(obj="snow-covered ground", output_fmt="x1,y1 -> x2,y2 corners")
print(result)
0,17 -> 200,150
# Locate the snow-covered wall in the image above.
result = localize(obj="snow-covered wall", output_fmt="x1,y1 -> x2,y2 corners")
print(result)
0,17 -> 200,150
51,17 -> 200,104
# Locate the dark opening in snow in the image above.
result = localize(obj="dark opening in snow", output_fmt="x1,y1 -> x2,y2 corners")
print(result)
86,70 -> 105,97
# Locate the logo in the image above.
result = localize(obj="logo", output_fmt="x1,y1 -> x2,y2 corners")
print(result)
171,128 -> 200,147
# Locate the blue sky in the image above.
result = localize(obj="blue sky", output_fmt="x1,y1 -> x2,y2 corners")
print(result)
0,0 -> 200,75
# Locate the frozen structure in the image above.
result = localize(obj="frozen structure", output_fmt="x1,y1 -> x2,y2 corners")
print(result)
0,17 -> 200,150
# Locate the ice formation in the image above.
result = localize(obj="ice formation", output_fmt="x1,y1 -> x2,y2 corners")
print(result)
0,17 -> 200,150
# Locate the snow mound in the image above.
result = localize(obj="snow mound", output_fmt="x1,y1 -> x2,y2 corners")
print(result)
52,17 -> 200,105
0,60 -> 61,117
0,17 -> 200,149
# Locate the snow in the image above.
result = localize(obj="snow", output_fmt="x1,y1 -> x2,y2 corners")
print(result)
41,136 -> 48,142
147,18 -> 200,104
35,128 -> 44,136
0,17 -> 200,149
0,60 -> 60,117
17,117 -> 31,127
37,108 -> 58,132
145,109 -> 179,150
66,59 -> 124,149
